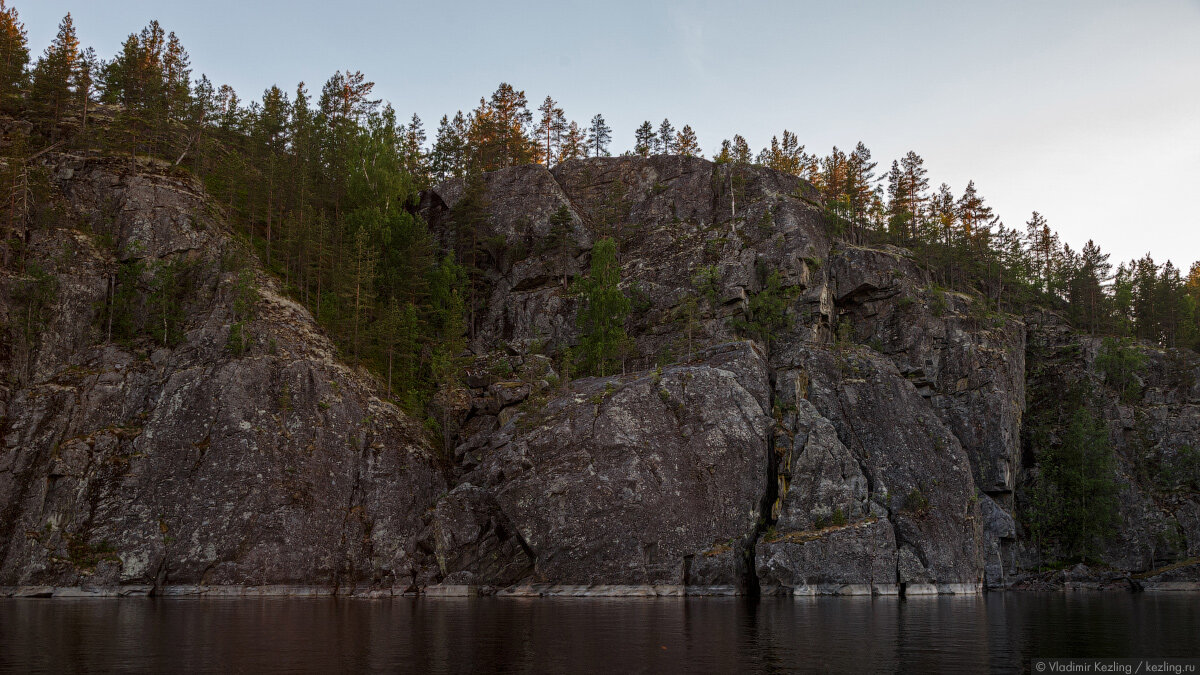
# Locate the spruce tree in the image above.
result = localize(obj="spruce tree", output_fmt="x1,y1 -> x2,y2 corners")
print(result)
431,112 -> 467,181
1068,239 -> 1111,335
402,113 -> 428,185
576,237 -> 630,376
162,31 -> 191,122
546,204 -> 575,288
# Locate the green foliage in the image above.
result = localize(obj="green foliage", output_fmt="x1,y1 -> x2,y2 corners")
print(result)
902,488 -> 931,517
575,237 -> 631,377
1143,444 -> 1200,494
755,209 -> 774,236
0,2 -> 30,110
107,258 -> 146,344
427,252 -> 469,390
692,265 -> 721,305
226,267 -> 257,356
834,317 -> 854,348
927,286 -> 948,317
675,293 -> 701,361
830,507 -> 848,527
1026,405 -> 1120,563
147,258 -> 193,347
1095,337 -> 1146,403
13,260 -> 57,345
731,267 -> 794,354
65,535 -> 119,569
627,280 -> 652,315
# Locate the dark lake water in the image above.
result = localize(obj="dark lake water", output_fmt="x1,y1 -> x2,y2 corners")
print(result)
1,593 -> 1197,673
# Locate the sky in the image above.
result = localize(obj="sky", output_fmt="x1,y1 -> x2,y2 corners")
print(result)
18,0 -> 1200,267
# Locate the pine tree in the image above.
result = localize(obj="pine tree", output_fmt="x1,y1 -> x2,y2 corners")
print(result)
657,119 -> 676,154
469,83 -> 535,170
817,146 -> 848,202
0,0 -> 28,109
675,124 -> 700,157
956,180 -> 992,238
75,46 -> 98,134
715,139 -> 733,163
537,95 -> 565,165
1025,212 -> 1059,296
757,131 -> 814,178
587,113 -> 612,157
559,120 -> 587,161
634,121 -> 656,157
31,13 -> 79,133
730,135 -> 748,162
886,152 -> 929,241
844,142 -> 879,234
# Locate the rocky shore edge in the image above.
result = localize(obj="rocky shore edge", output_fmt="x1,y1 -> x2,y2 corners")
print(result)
5,563 -> 1198,600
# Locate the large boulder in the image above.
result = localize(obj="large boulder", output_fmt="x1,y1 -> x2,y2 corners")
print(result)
431,341 -> 772,588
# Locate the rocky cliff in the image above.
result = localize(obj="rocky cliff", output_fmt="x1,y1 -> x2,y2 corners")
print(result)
2,152 -> 1196,596
0,153 -> 445,594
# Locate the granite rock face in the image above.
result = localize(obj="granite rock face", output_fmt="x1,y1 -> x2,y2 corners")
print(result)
1016,313 -> 1200,575
2,152 -> 1196,595
0,155 -> 445,592
431,341 -> 771,589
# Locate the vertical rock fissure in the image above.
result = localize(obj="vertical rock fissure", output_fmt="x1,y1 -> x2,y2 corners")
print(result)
739,363 -> 780,596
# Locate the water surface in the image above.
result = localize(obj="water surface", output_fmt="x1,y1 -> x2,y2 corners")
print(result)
2,593 -> 1197,673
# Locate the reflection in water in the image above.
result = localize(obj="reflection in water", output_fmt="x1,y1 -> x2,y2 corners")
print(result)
1,594 -> 1197,673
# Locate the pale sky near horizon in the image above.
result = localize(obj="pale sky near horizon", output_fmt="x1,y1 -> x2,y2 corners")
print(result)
17,0 -> 1200,268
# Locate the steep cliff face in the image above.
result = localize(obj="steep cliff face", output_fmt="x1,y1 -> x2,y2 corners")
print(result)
419,155 -> 1198,594
1016,315 -> 1200,577
0,154 -> 445,593
2,152 -> 1196,596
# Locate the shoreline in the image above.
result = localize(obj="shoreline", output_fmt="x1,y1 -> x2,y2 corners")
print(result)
3,581 -> 1198,598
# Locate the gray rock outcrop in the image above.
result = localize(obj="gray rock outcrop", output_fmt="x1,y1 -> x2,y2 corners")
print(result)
2,150 -> 1195,596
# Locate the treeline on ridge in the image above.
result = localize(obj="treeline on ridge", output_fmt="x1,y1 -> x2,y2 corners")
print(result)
2,4 -> 1198,434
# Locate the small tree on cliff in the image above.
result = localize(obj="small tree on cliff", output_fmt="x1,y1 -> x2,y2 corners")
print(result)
675,125 -> 701,157
576,237 -> 630,376
587,113 -> 611,157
